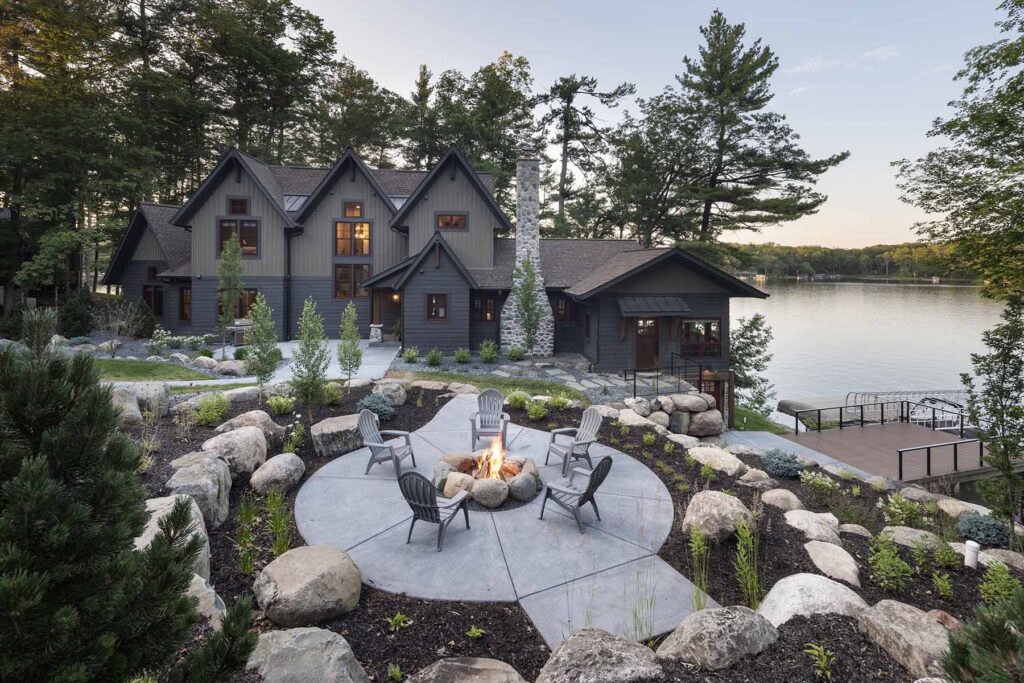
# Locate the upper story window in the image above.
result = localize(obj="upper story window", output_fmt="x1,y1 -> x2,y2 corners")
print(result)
344,202 -> 363,217
228,197 -> 249,215
219,219 -> 259,257
427,294 -> 447,320
680,319 -> 722,358
336,221 -> 371,256
146,266 -> 158,281
436,213 -> 467,230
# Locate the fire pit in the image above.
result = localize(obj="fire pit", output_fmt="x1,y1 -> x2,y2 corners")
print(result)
431,437 -> 541,509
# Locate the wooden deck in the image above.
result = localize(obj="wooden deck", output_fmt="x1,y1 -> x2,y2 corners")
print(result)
782,422 -> 988,482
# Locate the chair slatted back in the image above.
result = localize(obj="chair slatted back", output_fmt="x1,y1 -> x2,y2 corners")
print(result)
477,389 -> 505,429
399,471 -> 441,523
574,406 -> 603,454
358,409 -> 388,458
578,456 -> 612,507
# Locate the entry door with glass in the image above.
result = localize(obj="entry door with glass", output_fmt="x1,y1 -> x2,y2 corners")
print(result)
635,318 -> 659,368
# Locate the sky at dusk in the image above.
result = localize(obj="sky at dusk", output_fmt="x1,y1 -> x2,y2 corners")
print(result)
296,0 -> 1003,248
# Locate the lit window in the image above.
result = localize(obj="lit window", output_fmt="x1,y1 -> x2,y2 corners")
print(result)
473,296 -> 496,322
427,294 -> 447,320
179,287 -> 191,321
228,197 -> 248,215
344,202 -> 363,217
680,319 -> 722,358
334,264 -> 371,299
436,214 -> 467,229
218,219 -> 259,256
335,221 -> 371,256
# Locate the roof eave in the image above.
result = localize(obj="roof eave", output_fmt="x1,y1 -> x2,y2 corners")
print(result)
393,233 -> 478,290
294,149 -> 398,223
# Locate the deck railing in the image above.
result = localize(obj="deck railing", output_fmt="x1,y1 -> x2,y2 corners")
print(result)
622,355 -> 736,428
793,400 -> 968,436
896,438 -> 985,480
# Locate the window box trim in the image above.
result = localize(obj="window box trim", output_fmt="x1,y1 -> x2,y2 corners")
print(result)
215,215 -> 261,259
334,217 -> 373,257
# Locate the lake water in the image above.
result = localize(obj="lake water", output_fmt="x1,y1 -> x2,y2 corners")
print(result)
730,280 -> 1005,408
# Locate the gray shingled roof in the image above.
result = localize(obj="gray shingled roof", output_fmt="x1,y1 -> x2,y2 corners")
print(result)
565,248 -> 671,297
138,203 -> 190,269
265,165 -> 494,203
468,239 -> 646,289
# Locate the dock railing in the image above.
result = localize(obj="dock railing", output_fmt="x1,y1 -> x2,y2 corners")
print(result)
896,438 -> 985,480
793,400 -> 968,436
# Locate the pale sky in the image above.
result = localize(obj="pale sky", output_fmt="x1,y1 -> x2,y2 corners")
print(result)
296,0 -> 1002,248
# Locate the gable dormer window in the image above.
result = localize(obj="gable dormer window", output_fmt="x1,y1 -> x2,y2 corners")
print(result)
436,213 -> 467,230
344,202 -> 363,217
228,197 -> 248,215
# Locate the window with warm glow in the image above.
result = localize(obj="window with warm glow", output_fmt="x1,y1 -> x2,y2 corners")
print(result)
472,296 -> 496,322
344,201 -> 363,217
218,219 -> 259,256
680,319 -> 722,358
427,294 -> 447,320
336,221 -> 371,256
436,213 -> 467,229
228,197 -> 248,215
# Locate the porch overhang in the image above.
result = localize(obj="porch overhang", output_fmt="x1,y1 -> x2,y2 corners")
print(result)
616,295 -> 691,317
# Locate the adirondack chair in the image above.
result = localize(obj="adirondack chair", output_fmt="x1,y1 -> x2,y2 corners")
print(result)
545,406 -> 602,475
399,471 -> 470,551
358,409 -> 416,476
470,388 -> 509,448
539,456 -> 613,533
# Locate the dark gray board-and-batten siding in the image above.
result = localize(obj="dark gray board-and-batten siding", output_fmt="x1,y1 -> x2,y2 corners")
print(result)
400,248 -> 472,354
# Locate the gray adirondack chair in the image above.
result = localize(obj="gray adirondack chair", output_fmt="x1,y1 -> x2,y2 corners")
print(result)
358,409 -> 416,476
470,388 -> 509,447
545,406 -> 602,475
539,456 -> 613,533
399,471 -> 470,551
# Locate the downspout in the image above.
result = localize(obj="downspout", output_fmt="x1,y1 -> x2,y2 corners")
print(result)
284,226 -> 303,340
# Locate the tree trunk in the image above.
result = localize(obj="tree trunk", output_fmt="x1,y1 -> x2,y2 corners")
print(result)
557,106 -> 570,225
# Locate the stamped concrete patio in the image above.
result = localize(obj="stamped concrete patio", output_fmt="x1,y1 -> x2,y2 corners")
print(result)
295,393 -> 709,648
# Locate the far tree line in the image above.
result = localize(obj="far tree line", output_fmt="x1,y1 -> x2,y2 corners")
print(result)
0,5 -> 846,304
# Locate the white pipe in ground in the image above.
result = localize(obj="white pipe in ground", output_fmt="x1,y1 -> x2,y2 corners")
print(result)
965,540 -> 980,569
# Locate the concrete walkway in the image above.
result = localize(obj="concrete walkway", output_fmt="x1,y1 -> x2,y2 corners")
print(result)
295,393 -> 709,648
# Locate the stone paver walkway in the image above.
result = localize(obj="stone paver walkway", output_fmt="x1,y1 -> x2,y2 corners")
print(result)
295,393 -> 709,648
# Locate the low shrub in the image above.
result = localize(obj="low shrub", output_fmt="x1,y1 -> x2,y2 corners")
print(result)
197,347 -> 214,358
641,432 -> 656,446
932,571 -> 953,600
267,394 -> 295,416
958,513 -> 1010,548
548,395 -> 572,410
479,340 -> 498,364
980,561 -> 1022,605
145,327 -> 173,355
933,540 -> 961,569
358,392 -> 396,421
283,422 -> 306,453
799,469 -> 840,504
876,493 -> 927,528
454,347 -> 470,363
525,400 -> 548,421
132,300 -> 157,338
507,390 -> 530,410
425,346 -> 443,366
322,383 -> 343,405
760,449 -> 806,479
868,533 -> 913,591
505,346 -> 525,361
196,393 -> 230,427
942,586 -> 1024,680
59,290 -> 94,337
402,346 -> 419,363
233,347 -> 249,361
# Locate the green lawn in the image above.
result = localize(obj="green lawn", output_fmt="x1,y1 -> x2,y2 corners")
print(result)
734,406 -> 792,434
95,359 -> 211,382
168,381 -> 257,395
391,370 -> 589,403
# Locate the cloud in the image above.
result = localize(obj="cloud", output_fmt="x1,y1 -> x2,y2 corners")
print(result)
785,46 -> 903,74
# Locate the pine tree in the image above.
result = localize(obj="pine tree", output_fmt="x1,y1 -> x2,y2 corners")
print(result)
246,292 -> 279,400
291,297 -> 329,417
730,314 -> 777,417
337,301 -> 362,390
0,310 -> 232,680
943,586 -> 1024,681
216,233 -> 244,359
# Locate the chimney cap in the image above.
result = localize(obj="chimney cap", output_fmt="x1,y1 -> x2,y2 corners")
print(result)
518,147 -> 536,160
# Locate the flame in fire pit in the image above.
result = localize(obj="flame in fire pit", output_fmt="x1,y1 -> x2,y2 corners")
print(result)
475,436 -> 505,480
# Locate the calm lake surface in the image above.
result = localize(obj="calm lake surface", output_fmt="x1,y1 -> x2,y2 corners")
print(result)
730,280 -> 1005,407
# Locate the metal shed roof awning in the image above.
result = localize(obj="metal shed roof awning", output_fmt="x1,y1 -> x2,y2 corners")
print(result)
616,295 -> 691,317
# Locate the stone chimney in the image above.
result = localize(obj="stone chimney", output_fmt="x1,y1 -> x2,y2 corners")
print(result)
500,149 -> 554,356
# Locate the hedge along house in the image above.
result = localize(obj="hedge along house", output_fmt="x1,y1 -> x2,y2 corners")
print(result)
105,145 -> 767,372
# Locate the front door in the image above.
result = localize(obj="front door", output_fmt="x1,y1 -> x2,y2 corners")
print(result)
635,318 -> 659,369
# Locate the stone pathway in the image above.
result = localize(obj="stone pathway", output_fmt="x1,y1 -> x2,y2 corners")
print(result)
295,394 -> 709,648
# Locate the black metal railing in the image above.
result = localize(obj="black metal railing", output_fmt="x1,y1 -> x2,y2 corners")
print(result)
622,353 -> 704,399
793,400 -> 968,436
896,438 -> 984,480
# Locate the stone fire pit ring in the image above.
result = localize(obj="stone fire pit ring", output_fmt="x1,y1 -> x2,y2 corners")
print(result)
432,449 -> 541,509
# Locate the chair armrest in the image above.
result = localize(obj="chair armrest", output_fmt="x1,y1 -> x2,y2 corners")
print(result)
547,481 -> 581,496
567,466 -> 593,485
438,490 -> 469,507
550,427 -> 579,436
362,440 -> 392,450
500,412 -> 511,421
380,430 -> 411,445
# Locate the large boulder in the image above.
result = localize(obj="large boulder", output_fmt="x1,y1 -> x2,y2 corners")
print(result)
251,453 -> 306,494
165,455 -> 231,529
617,409 -> 655,427
246,627 -> 370,683
758,573 -> 867,627
223,386 -> 261,403
508,472 -> 539,502
653,395 -> 675,414
656,606 -> 778,670
448,382 -> 480,394
311,414 -> 362,458
410,380 -> 448,391
409,657 -> 527,682
666,432 -> 700,449
135,495 -> 209,580
373,381 -> 408,406
254,545 -> 362,627
432,462 -> 455,491
134,382 -> 170,417
804,540 -> 860,586
111,386 -> 143,425
647,410 -> 670,428
214,359 -> 247,376
471,478 -> 509,509
187,573 -> 226,629
668,411 -> 690,435
687,446 -> 747,477
535,627 -> 663,683
444,472 -> 475,498
192,355 -> 218,370
680,490 -> 754,542
936,496 -> 987,519
670,393 -> 709,412
592,404 -> 620,419
216,409 -> 286,447
169,352 -> 192,365
785,510 -> 841,545
687,409 -> 725,437
202,425 -> 267,475
858,600 -> 949,679
763,489 -> 803,512
981,548 -> 1024,572
623,397 -> 652,417
882,526 -> 941,549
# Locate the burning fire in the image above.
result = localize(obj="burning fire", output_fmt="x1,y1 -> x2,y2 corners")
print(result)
475,436 -> 506,480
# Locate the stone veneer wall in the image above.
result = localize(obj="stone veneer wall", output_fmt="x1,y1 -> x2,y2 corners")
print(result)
500,153 -> 554,356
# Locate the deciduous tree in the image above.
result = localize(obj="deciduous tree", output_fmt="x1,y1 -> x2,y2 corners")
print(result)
216,233 -> 244,359
291,297 -> 329,417
246,291 -> 279,400
337,301 -> 362,390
